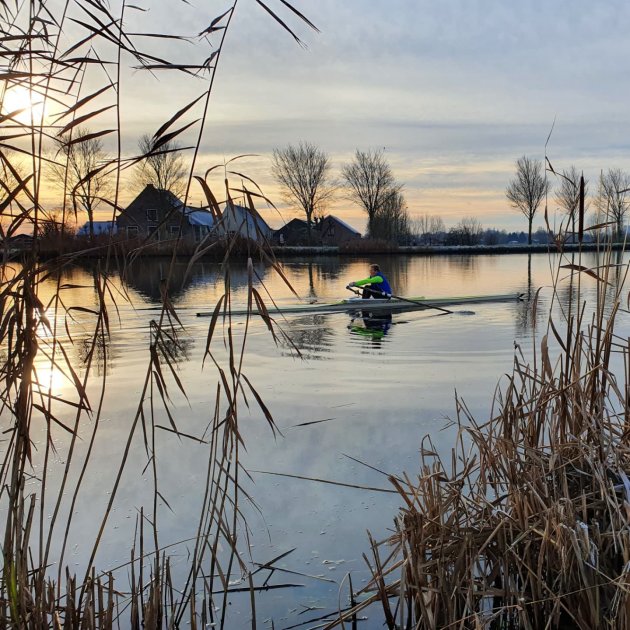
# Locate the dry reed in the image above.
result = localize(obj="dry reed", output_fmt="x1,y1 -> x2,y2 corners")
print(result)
328,236 -> 630,627
0,0 -> 315,627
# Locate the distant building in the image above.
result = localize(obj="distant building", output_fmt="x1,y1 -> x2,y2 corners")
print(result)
77,221 -> 117,237
273,218 -> 310,245
219,204 -> 273,243
117,184 -> 214,242
271,215 -> 361,246
3,233 -> 34,251
318,215 -> 361,245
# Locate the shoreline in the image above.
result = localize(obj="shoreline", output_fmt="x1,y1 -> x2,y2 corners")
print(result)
271,241 -> 623,257
7,240 -> 625,262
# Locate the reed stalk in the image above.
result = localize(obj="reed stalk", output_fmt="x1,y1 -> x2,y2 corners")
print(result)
331,235 -> 630,628
0,0 -> 314,626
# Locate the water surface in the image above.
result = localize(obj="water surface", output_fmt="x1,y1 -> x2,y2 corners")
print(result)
18,251 -> 628,627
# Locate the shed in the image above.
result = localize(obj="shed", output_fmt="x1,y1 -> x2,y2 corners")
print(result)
273,218 -> 310,245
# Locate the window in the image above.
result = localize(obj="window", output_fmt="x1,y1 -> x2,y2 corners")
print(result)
169,225 -> 181,237
127,226 -> 139,238
146,208 -> 158,221
147,224 -> 160,241
194,225 -> 207,242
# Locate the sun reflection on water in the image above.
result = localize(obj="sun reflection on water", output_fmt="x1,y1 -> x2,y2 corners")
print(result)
32,360 -> 67,397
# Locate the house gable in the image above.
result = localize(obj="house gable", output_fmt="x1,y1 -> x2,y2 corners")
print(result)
319,215 -> 361,244
118,184 -> 213,241
220,204 -> 273,242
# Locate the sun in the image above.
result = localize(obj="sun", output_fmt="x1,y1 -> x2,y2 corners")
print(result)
1,85 -> 45,124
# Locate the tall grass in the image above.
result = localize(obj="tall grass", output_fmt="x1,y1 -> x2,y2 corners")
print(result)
0,0 -> 314,626
330,238 -> 630,627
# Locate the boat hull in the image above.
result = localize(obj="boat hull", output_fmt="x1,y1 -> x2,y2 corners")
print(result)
195,293 -> 523,317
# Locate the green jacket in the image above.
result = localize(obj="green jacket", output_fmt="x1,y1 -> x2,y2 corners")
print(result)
354,275 -> 384,287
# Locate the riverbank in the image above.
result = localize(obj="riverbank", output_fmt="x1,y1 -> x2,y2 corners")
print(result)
5,239 -> 624,264
272,241 -> 618,257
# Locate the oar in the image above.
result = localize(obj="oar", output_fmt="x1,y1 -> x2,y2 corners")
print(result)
349,285 -> 453,315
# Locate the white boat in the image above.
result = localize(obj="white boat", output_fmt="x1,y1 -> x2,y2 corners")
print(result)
195,292 -> 524,317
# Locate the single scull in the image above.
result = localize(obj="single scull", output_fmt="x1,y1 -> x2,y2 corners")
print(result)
196,292 -> 523,317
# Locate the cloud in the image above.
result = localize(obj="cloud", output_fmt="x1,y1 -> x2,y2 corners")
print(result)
88,0 -> 630,231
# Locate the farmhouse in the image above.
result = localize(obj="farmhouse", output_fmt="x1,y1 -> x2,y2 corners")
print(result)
116,184 -> 214,242
272,215 -> 362,246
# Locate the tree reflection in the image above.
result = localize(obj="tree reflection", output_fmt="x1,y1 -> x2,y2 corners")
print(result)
77,334 -> 114,377
119,259 -> 213,302
307,261 -> 316,298
514,253 -> 545,335
150,323 -> 193,365
278,314 -> 335,359
446,254 -> 479,279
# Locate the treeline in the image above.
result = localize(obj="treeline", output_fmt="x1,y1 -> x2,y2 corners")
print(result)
274,145 -> 630,247
506,157 -> 630,244
19,130 -> 630,249
409,216 -> 558,247
272,143 -> 411,244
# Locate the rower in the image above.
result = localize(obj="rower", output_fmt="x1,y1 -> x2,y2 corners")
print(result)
347,264 -> 392,300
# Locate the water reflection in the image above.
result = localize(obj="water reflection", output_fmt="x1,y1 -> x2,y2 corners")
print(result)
613,249 -> 628,289
76,334 -> 113,377
347,312 -> 393,343
280,314 -> 335,359
279,257 -> 355,299
37,253 -> 628,376
445,254 -> 479,279
118,259 -> 203,301
513,254 -> 543,334
150,321 -> 194,365
104,258 -> 275,303
14,250 -> 630,625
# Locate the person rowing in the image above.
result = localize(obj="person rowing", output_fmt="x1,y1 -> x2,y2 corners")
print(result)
347,263 -> 392,300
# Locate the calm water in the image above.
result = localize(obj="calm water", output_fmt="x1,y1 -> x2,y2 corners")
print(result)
15,251 -> 630,627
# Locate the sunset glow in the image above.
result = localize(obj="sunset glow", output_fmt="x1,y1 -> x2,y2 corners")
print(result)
2,85 -> 45,124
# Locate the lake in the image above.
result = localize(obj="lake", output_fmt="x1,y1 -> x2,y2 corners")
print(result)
11,250 -> 626,628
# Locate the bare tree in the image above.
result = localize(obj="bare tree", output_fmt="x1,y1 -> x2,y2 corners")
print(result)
48,128 -> 112,242
38,209 -> 76,248
446,216 -> 483,246
594,168 -> 630,240
342,148 -> 401,237
134,134 -> 188,198
412,213 -> 445,245
555,166 -> 588,237
271,141 -> 335,243
506,156 -> 549,245
371,189 -> 411,243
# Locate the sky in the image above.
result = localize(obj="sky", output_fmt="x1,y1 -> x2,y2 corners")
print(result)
18,0 -> 630,233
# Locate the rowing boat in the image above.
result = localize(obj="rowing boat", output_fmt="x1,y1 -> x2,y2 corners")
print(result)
195,292 -> 523,317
